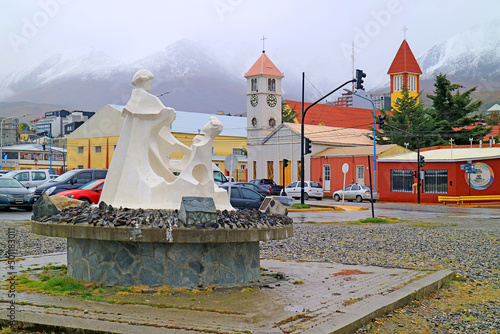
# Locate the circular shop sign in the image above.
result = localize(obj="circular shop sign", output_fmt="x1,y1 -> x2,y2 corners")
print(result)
465,162 -> 494,190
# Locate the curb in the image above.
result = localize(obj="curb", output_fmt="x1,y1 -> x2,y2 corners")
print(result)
303,269 -> 456,334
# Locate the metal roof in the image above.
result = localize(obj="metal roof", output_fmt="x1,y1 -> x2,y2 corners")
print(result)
378,147 -> 500,162
110,105 -> 247,138
2,143 -> 66,152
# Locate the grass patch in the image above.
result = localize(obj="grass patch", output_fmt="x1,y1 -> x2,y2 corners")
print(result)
343,297 -> 362,306
292,280 -> 304,285
292,203 -> 311,209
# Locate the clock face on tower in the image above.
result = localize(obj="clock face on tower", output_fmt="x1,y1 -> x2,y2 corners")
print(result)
250,94 -> 258,107
267,94 -> 277,107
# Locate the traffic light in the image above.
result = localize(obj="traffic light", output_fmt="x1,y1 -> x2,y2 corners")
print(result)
355,69 -> 366,90
378,115 -> 385,129
283,159 -> 289,168
419,155 -> 425,167
304,138 -> 312,155
413,170 -> 417,178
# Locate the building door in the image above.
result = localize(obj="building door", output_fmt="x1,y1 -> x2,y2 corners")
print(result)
322,164 -> 331,192
279,161 -> 291,187
356,165 -> 365,185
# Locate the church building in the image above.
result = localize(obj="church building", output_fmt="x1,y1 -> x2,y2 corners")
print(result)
387,39 -> 422,108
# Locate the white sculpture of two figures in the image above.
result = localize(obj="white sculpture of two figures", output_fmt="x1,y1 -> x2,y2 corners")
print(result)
100,69 -> 234,211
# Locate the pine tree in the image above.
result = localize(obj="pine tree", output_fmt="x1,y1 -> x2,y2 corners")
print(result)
376,87 -> 436,150
427,74 -> 491,145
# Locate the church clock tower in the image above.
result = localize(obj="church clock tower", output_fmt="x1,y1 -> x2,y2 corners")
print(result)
244,51 -> 284,146
244,50 -> 284,180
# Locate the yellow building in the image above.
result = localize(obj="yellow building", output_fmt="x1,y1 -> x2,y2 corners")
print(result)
387,39 -> 422,109
66,105 -> 248,180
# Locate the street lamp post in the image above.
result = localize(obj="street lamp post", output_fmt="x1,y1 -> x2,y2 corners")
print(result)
300,73 -> 356,204
1,114 -> 28,168
345,89 -> 377,192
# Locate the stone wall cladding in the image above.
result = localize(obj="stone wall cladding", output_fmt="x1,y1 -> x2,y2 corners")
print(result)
67,238 -> 260,288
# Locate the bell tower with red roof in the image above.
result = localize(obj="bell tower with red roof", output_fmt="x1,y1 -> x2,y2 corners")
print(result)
387,39 -> 422,109
244,51 -> 284,145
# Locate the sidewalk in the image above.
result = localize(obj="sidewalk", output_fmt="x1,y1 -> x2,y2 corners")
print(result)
1,253 -> 454,334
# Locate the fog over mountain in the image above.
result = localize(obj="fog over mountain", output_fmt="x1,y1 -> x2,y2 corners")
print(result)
2,21 -> 500,119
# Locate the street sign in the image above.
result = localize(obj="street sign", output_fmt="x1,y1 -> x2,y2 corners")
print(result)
460,164 -> 467,170
342,163 -> 349,173
224,154 -> 238,172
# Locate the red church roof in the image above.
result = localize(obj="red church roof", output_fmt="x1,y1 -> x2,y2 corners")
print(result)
387,40 -> 422,75
286,100 -> 383,130
244,52 -> 284,78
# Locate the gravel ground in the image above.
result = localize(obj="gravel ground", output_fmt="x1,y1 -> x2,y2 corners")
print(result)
261,216 -> 500,333
1,215 -> 499,333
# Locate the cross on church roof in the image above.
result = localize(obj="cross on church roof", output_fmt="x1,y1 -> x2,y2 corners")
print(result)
261,35 -> 267,53
402,25 -> 408,39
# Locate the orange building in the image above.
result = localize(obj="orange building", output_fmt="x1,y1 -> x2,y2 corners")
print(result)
387,39 -> 422,108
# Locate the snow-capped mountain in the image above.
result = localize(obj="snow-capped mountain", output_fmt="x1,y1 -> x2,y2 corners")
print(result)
0,39 -> 246,115
418,19 -> 500,91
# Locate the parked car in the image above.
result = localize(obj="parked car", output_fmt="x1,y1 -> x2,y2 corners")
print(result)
233,182 -> 271,196
333,184 -> 379,202
57,179 -> 105,204
34,169 -> 108,200
1,169 -> 56,189
283,181 -> 324,200
220,184 -> 265,210
249,179 -> 283,195
0,177 -> 34,211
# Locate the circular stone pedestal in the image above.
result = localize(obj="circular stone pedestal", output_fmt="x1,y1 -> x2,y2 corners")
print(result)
68,238 -> 259,287
32,222 -> 292,288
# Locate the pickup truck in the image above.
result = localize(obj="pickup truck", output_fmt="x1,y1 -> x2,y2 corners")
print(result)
249,179 -> 284,196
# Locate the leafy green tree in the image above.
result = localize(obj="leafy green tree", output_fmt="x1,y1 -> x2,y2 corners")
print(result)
427,74 -> 491,145
376,88 -> 437,150
17,122 -> 30,133
282,101 -> 298,123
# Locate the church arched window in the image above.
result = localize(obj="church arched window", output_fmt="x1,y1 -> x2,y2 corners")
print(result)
394,75 -> 403,91
268,78 -> 276,92
251,78 -> 257,92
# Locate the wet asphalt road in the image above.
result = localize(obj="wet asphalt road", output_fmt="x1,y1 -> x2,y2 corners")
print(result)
1,200 -> 499,227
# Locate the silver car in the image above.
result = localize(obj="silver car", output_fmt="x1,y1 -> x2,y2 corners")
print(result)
333,184 -> 379,202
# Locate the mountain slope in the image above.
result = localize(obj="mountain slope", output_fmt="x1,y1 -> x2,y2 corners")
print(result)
1,40 -> 246,114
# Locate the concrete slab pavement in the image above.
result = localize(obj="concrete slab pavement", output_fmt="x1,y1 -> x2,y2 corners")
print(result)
1,252 -> 454,334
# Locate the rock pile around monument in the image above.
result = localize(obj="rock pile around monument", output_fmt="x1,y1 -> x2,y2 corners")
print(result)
34,201 -> 293,230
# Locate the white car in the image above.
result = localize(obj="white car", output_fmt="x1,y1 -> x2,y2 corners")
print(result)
283,181 -> 323,200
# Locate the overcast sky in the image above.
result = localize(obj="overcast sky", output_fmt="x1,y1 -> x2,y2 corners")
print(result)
1,0 -> 499,95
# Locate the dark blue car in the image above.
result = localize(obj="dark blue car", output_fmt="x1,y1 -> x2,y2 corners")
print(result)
0,178 -> 34,211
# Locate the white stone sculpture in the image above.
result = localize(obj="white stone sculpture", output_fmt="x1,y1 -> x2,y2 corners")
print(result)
100,69 -> 234,211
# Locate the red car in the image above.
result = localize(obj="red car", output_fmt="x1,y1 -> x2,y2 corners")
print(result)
56,179 -> 105,204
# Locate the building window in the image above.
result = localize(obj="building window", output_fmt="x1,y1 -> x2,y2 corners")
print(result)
251,78 -> 257,92
268,78 -> 276,92
77,146 -> 84,155
77,165 -> 84,169
267,161 -> 274,179
423,170 -> 448,193
94,145 -> 102,154
356,165 -> 365,181
232,148 -> 245,156
240,164 -> 246,170
394,75 -> 403,91
408,75 -> 417,91
390,169 -> 413,192
253,161 -> 256,179
297,161 -> 302,181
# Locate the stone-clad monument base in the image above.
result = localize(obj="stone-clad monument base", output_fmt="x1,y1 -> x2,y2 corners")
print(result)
67,238 -> 259,287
